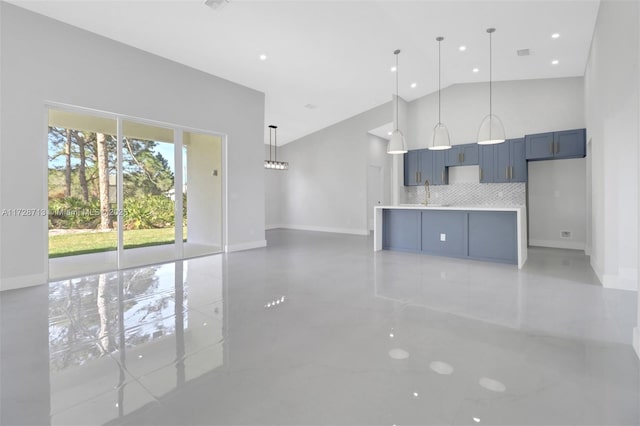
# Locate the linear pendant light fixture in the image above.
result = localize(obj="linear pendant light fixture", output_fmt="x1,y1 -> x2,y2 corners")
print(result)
477,28 -> 506,145
387,49 -> 408,154
264,125 -> 288,170
429,36 -> 452,150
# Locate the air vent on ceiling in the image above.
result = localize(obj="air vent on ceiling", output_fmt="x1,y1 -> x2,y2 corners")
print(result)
204,0 -> 231,9
517,49 -> 531,56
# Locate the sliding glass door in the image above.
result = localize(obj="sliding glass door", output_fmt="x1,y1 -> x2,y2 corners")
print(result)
121,120 -> 179,268
48,107 -> 223,279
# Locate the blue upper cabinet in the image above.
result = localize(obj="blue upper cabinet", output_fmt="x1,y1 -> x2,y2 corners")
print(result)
479,139 -> 527,183
478,144 -> 495,183
404,150 -> 420,186
446,143 -> 479,166
404,149 -> 448,186
509,138 -> 527,182
554,129 -> 586,159
525,128 -> 586,160
431,150 -> 448,185
418,149 -> 433,185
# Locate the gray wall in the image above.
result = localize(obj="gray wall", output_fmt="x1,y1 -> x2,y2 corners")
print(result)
264,144 -> 284,228
585,0 -> 639,292
0,4 -> 266,290
275,103 -> 391,235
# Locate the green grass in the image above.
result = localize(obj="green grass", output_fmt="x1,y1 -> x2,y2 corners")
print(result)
49,228 -> 187,258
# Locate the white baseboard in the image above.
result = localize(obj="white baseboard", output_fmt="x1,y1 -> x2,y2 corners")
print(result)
634,327 -> 640,360
225,239 -> 267,253
265,224 -> 283,230
268,224 -> 369,236
529,239 -> 586,251
0,272 -> 47,292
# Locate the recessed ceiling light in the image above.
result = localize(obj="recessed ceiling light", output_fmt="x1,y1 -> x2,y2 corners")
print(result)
459,45 -> 467,51
387,131 -> 392,136
473,68 -> 479,73
390,66 -> 397,72
410,82 -> 417,88
552,33 -> 560,39
259,54 -> 267,61
551,59 -> 559,65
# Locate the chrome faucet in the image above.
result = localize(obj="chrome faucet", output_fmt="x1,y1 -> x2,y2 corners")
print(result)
424,179 -> 430,205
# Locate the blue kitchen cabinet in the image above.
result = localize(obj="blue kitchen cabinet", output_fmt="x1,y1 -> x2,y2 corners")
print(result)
404,149 -> 448,186
446,143 -> 479,166
421,210 -> 467,257
509,138 -> 527,182
554,129 -> 586,159
382,209 -> 421,251
525,128 -> 586,160
480,139 -> 527,183
478,144 -> 495,183
418,149 -> 433,185
381,208 -> 519,265
431,150 -> 448,185
404,150 -> 420,186
468,211 -> 517,264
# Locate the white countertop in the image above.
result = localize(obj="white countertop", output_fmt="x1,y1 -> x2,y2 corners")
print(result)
376,204 -> 525,212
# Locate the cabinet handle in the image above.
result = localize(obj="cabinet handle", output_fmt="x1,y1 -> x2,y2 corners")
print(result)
462,153 -> 465,163
509,166 -> 513,180
554,141 -> 559,154
480,168 -> 483,181
550,141 -> 554,154
505,167 -> 509,179
419,172 -> 422,183
458,152 -> 462,163
415,172 -> 419,183
441,171 -> 445,182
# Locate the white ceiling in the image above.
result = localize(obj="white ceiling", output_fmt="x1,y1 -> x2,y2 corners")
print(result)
9,0 -> 600,145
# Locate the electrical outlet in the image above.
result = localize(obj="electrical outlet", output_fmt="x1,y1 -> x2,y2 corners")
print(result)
561,231 -> 571,238
440,233 -> 446,242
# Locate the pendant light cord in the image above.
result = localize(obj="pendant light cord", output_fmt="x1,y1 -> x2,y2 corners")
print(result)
269,127 -> 272,162
489,30 -> 493,118
395,51 -> 399,131
438,39 -> 442,125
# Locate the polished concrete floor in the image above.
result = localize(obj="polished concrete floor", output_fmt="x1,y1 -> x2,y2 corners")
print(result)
1,229 -> 638,425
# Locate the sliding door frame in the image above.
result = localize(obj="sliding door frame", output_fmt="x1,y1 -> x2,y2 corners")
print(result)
44,101 -> 227,278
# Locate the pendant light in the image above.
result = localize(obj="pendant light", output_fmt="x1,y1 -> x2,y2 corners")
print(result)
477,28 -> 506,145
264,125 -> 288,170
429,36 -> 452,150
387,49 -> 408,154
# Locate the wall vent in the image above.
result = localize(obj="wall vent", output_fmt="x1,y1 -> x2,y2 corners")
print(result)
517,49 -> 530,56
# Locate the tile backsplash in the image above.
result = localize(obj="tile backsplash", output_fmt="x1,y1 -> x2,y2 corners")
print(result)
403,182 -> 526,206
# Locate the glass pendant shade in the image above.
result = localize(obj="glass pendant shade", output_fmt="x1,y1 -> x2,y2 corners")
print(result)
430,123 -> 452,150
387,129 -> 407,154
476,114 -> 506,145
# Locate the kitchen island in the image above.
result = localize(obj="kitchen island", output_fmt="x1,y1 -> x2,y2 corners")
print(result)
374,205 -> 527,268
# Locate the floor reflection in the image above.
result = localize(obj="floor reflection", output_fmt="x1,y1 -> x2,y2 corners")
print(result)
47,258 -> 225,425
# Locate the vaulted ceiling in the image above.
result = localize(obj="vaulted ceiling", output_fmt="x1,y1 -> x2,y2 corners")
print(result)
9,0 -> 600,145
